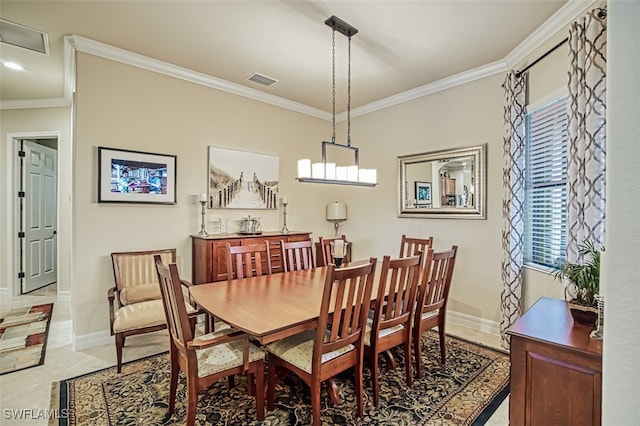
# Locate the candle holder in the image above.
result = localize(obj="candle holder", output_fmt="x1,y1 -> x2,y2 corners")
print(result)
281,201 -> 290,234
198,200 -> 208,236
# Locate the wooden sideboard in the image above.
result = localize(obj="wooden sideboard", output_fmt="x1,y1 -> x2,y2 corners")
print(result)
191,231 -> 311,284
507,297 -> 602,426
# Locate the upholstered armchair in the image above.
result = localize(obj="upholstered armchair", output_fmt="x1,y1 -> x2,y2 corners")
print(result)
108,248 -> 199,372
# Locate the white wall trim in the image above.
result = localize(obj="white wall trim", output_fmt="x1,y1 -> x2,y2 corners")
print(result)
0,97 -> 70,110
67,35 -> 331,121
5,131 -> 62,297
57,290 -> 71,302
72,329 -> 112,352
447,309 -> 501,337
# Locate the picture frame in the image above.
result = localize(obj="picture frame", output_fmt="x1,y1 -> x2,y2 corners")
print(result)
208,146 -> 279,209
415,181 -> 432,205
98,146 -> 177,204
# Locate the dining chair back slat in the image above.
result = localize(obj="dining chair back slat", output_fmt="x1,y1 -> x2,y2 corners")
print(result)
317,235 -> 351,267
281,238 -> 315,272
226,242 -> 272,279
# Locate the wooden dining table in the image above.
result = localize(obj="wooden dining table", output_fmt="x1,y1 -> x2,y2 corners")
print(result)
190,264 -> 379,345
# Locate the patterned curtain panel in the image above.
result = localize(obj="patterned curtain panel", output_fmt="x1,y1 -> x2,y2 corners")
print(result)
567,8 -> 607,265
500,71 -> 527,349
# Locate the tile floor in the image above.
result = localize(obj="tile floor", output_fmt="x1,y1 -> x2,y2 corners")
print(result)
0,285 -> 509,425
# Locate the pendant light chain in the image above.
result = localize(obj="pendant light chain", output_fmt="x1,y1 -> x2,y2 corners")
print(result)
347,35 -> 352,147
331,28 -> 336,144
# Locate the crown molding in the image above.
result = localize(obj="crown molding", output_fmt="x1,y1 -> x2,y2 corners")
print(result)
3,1 -> 598,115
68,35 -> 331,121
0,97 -> 69,110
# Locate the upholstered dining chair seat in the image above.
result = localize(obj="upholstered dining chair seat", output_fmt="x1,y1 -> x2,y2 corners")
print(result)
266,330 -> 356,374
195,330 -> 265,378
364,319 -> 405,346
113,299 -> 197,333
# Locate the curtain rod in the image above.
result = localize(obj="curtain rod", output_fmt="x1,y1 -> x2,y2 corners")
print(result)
515,37 -> 568,78
515,6 -> 607,79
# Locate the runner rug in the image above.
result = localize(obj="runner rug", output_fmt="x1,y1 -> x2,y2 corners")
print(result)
50,332 -> 509,425
0,303 -> 54,375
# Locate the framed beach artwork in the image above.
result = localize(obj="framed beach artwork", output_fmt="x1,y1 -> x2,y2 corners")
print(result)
208,146 -> 279,209
98,147 -> 177,204
415,181 -> 432,205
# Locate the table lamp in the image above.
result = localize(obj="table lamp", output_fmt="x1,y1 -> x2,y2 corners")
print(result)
326,201 -> 347,237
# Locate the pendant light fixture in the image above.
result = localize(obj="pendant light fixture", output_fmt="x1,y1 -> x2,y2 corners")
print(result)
296,16 -> 377,187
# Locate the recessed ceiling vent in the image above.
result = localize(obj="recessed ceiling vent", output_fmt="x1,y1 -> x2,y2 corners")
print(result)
0,19 -> 49,54
247,73 -> 278,87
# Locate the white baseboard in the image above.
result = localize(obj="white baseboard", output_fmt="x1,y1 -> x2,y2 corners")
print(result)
447,309 -> 501,336
57,290 -> 71,302
73,329 -> 112,352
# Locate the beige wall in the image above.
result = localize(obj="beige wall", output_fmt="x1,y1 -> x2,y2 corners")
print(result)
0,106 -> 72,294
3,24 -> 571,341
72,35 -> 571,340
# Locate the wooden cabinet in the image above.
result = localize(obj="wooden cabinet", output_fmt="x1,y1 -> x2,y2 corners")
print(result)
440,177 -> 456,206
507,297 -> 602,426
191,231 -> 311,284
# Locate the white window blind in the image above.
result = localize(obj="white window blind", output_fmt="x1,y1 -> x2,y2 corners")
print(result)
524,96 -> 568,269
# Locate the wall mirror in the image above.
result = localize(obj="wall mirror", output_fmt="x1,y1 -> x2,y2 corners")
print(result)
397,143 -> 486,219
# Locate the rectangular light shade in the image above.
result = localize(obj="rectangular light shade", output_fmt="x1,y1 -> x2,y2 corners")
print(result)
347,165 -> 359,182
312,162 -> 325,179
336,166 -> 348,181
297,159 -> 311,178
325,163 -> 336,180
326,201 -> 347,220
358,169 -> 377,184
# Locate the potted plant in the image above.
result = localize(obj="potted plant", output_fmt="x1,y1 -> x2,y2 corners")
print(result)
554,240 -> 604,326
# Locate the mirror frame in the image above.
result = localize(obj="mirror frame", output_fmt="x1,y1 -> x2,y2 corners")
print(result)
397,143 -> 487,219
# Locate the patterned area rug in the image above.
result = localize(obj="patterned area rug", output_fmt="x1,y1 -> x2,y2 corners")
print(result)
0,303 -> 54,375
50,332 -> 509,425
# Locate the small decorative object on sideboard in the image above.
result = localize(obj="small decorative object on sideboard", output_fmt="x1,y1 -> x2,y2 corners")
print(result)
240,215 -> 261,235
554,240 -> 604,328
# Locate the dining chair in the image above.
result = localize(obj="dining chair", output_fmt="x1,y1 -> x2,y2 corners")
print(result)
266,259 -> 378,426
413,245 -> 458,375
399,234 -> 433,275
364,253 -> 422,407
108,248 -> 202,373
154,256 -> 265,425
280,238 -> 315,272
225,242 -> 272,279
317,235 -> 352,267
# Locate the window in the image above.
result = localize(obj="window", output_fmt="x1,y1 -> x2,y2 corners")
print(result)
524,96 -> 568,269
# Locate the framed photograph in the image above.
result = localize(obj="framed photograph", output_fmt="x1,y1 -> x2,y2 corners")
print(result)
208,146 -> 279,209
98,147 -> 177,204
415,181 -> 432,205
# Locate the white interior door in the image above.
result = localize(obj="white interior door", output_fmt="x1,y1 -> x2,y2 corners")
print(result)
22,140 -> 58,293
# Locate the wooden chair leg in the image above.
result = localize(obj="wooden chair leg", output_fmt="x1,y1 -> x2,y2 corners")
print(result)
115,333 -> 124,373
267,364 -> 277,411
438,320 -> 447,364
404,341 -> 413,387
311,380 -> 322,426
383,350 -> 397,370
372,352 -> 380,407
355,363 -> 364,418
255,362 -> 265,421
168,349 -> 178,415
186,376 -> 198,426
413,329 -> 423,379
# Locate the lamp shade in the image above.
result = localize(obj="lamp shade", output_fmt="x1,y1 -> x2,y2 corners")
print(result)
326,201 -> 347,221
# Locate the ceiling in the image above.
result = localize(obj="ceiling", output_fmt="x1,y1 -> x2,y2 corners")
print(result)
1,1 -> 587,115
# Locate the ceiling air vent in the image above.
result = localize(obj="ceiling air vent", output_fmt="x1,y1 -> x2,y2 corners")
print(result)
247,73 -> 278,87
0,19 -> 49,54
